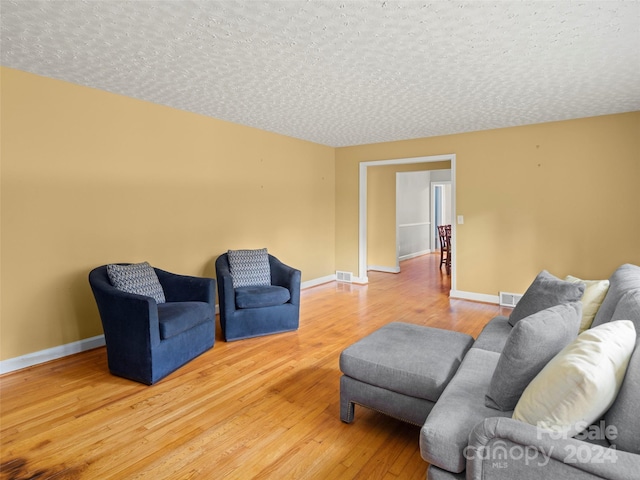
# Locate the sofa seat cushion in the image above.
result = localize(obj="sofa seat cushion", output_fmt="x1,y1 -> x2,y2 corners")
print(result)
472,316 -> 512,353
157,301 -> 212,340
340,322 -> 474,402
420,348 -> 511,473
235,285 -> 290,309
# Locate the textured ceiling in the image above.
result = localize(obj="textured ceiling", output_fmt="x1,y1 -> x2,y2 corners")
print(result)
2,0 -> 639,147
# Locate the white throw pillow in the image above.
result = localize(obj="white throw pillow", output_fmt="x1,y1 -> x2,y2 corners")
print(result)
513,320 -> 636,438
565,275 -> 610,332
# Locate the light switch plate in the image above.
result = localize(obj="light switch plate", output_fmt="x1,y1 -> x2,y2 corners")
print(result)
457,215 -> 464,224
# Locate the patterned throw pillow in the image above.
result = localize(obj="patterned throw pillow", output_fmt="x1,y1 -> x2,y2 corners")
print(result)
227,248 -> 271,288
107,262 -> 166,304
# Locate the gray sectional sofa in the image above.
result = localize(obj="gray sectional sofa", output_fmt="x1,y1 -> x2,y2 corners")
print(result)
340,264 -> 640,479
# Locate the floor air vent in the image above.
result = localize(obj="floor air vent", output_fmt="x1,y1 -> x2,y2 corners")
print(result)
336,271 -> 353,283
499,292 -> 523,308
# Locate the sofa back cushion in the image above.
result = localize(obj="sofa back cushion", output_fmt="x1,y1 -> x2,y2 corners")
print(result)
472,316 -> 512,353
605,341 -> 640,454
508,270 -> 584,327
592,264 -> 640,328
610,289 -> 640,339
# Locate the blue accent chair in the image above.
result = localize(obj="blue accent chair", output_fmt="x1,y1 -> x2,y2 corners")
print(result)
89,265 -> 216,384
215,253 -> 301,341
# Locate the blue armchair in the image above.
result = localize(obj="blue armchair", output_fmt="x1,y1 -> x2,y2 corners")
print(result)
215,251 -> 301,341
89,264 -> 216,384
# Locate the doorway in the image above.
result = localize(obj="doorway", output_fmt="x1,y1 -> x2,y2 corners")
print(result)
358,154 -> 457,291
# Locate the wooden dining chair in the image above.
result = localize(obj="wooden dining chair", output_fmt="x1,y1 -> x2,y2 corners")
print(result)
437,225 -> 451,274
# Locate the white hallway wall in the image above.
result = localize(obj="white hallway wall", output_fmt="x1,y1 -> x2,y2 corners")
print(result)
398,169 -> 452,259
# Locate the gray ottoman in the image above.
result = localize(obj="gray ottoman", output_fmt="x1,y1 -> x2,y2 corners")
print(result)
340,322 -> 474,426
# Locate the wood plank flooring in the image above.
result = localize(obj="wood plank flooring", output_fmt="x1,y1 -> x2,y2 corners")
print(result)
1,254 -> 510,480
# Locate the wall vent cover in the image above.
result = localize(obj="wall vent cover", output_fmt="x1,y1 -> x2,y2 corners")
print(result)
499,292 -> 523,308
336,271 -> 353,283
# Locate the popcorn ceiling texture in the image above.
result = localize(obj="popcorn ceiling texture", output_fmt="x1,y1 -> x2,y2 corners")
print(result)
1,0 -> 639,147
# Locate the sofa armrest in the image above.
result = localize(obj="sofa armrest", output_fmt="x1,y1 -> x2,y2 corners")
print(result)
154,268 -> 215,304
466,417 -> 640,480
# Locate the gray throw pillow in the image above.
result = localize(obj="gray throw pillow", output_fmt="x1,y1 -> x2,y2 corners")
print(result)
485,301 -> 582,411
107,262 -> 166,304
509,270 -> 585,327
227,248 -> 271,288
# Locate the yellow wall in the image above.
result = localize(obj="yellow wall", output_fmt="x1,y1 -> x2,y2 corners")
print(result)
2,65 -> 639,363
337,112 -> 640,295
367,162 -> 450,268
0,67 -> 335,360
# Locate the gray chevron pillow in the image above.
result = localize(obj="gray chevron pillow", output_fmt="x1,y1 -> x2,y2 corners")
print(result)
107,262 -> 166,304
227,248 -> 271,288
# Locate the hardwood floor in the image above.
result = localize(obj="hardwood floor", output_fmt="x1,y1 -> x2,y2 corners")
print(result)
1,254 -> 510,480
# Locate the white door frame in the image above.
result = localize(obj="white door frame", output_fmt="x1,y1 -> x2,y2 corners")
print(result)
358,154 -> 457,290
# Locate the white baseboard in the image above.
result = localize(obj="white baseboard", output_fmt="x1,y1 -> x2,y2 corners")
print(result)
0,334 -> 106,375
0,274 -> 344,375
367,265 -> 401,274
5,277 -> 491,375
449,289 -> 500,305
398,249 -> 431,261
301,275 -> 336,289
